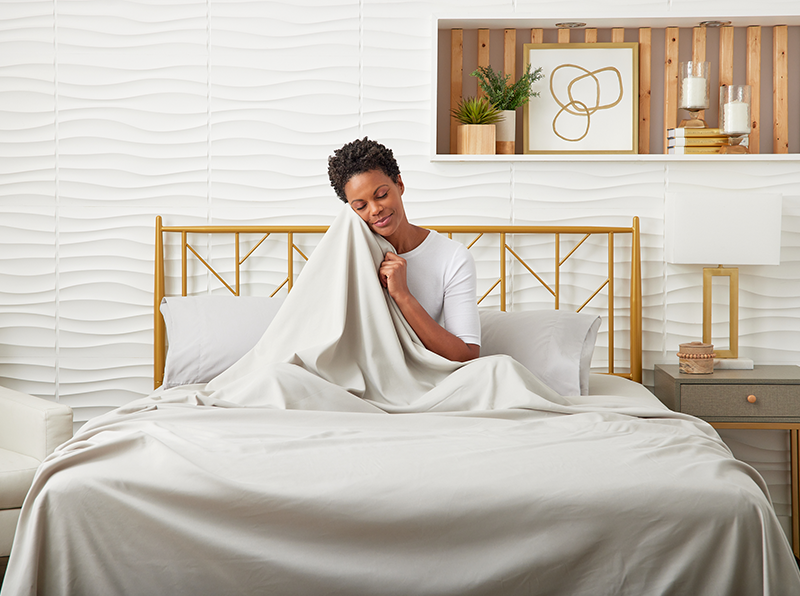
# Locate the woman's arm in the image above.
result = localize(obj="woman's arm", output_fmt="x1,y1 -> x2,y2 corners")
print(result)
380,252 -> 479,362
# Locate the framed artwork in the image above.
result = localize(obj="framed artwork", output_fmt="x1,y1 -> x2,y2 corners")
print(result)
523,42 -> 639,154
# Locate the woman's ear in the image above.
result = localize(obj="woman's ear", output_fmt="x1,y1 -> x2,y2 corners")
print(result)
396,174 -> 405,196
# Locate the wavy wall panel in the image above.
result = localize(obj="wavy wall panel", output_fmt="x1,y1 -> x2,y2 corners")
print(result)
58,209 -> 155,423
53,1 -> 209,425
209,0 -> 360,224
0,208 -> 56,398
0,3 -> 56,398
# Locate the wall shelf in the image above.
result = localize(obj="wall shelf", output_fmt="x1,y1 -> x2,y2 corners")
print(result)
431,154 -> 800,163
434,14 -> 800,160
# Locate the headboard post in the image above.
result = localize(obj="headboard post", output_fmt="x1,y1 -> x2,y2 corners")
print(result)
287,232 -> 294,292
630,216 -> 643,383
608,232 -> 615,376
499,232 -> 506,311
554,233 -> 560,310
154,216 -> 166,389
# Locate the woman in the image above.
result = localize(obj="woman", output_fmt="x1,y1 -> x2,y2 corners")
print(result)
328,137 -> 480,362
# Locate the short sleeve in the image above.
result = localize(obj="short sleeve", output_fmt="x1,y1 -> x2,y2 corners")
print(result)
442,245 -> 481,346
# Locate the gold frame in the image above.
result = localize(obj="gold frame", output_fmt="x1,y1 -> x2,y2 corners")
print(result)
154,217 -> 642,389
702,266 -> 739,359
523,42 -> 639,154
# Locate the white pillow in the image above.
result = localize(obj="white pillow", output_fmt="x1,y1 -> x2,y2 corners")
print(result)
160,295 -> 285,388
479,309 -> 601,396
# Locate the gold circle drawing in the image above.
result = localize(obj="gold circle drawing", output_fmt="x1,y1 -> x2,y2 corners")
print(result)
549,64 -> 624,142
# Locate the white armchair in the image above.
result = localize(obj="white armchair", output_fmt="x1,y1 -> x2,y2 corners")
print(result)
0,385 -> 73,558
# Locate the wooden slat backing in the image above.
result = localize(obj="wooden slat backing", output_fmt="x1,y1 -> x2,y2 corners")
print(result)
719,26 -> 735,88
664,28 -> 680,153
558,28 -> 570,43
449,29 -> 462,154
477,28 -> 490,99
692,27 -> 707,61
585,28 -> 597,43
774,25 -> 789,154
692,27 -> 707,124
638,28 -> 651,154
504,29 -> 516,80
747,26 -> 762,154
718,27 -> 734,141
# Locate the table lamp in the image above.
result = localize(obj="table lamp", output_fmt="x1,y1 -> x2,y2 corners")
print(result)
665,192 -> 782,365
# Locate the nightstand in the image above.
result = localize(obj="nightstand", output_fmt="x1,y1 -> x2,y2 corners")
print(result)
653,364 -> 800,558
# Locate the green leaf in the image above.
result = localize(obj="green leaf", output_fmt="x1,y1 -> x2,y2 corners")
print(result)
450,96 -> 503,125
470,64 -> 544,110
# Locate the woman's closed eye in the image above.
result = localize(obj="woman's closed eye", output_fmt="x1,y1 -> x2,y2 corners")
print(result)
354,194 -> 386,210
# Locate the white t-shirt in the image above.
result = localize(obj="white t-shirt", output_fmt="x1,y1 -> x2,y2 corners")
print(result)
399,231 -> 481,346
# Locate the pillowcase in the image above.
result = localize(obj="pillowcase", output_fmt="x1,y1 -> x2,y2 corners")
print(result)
160,297 -> 599,395
479,309 -> 601,396
160,295 -> 285,388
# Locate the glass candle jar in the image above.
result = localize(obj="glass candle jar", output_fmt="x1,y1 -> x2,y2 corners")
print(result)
720,85 -> 752,135
679,61 -> 710,110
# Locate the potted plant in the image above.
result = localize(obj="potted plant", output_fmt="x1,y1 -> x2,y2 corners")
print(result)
450,96 -> 502,155
471,63 -> 544,154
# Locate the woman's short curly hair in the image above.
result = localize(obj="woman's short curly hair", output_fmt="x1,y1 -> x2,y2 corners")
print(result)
327,137 -> 401,203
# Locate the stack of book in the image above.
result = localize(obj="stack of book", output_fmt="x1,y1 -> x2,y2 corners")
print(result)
667,128 -> 731,154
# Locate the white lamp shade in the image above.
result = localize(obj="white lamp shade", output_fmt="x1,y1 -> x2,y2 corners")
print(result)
665,193 -> 782,265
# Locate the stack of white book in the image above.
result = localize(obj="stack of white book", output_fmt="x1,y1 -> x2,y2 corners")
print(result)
667,128 -> 731,154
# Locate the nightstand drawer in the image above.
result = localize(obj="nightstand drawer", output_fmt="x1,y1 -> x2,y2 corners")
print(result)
682,384 -> 800,418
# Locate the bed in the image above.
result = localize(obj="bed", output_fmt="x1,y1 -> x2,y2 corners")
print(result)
3,208 -> 799,596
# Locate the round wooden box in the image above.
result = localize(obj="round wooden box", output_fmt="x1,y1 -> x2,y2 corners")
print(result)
677,342 -> 715,374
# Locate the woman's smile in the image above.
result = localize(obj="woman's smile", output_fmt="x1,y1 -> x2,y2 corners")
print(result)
372,213 -> 392,228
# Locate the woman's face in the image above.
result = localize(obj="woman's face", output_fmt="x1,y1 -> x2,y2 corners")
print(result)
343,169 -> 406,239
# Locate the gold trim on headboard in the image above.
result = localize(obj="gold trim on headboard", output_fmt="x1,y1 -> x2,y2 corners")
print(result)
154,217 -> 642,389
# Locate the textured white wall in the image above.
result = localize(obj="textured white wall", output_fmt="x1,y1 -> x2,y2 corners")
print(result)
1,2 -> 798,532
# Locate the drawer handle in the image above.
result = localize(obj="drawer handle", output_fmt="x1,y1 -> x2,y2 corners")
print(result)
747,394 -> 757,404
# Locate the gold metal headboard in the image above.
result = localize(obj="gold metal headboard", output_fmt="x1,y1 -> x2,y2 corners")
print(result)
155,216 -> 641,389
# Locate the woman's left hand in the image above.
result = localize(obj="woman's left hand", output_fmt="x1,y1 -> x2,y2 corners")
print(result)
379,252 -> 410,299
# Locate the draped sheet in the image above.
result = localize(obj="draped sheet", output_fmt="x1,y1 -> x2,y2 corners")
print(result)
3,208 -> 800,595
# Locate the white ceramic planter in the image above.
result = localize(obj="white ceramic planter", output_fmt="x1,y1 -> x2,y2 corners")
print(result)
496,110 -> 516,154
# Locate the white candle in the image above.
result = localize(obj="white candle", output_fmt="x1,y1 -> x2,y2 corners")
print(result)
681,76 -> 708,109
723,100 -> 750,134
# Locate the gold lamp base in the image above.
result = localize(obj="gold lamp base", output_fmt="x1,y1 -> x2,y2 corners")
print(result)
702,266 -> 738,359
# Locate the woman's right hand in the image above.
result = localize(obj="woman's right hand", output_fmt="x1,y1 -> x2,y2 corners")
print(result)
379,252 -> 410,300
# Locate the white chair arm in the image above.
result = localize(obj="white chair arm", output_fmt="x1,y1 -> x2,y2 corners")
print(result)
0,386 -> 73,461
